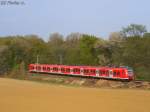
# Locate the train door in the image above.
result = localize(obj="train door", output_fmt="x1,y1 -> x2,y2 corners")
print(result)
109,70 -> 113,78
50,67 -> 53,72
80,68 -> 84,75
58,67 -> 61,73
70,68 -> 73,74
96,69 -> 99,77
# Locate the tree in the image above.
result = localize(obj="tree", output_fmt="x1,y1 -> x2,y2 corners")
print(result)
48,33 -> 64,45
79,34 -> 99,65
108,32 -> 125,65
48,33 -> 65,64
121,24 -> 147,37
143,33 -> 150,38
0,45 -> 12,74
64,33 -> 81,65
65,33 -> 81,47
109,32 -> 124,43
23,35 -> 48,65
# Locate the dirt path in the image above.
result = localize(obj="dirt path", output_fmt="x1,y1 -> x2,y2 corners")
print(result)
0,78 -> 150,112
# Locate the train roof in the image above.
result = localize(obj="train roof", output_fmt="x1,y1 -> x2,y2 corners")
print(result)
30,64 -> 130,70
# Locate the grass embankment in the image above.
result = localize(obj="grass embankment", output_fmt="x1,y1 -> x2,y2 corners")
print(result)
0,78 -> 150,112
1,72 -> 150,90
9,73 -> 150,89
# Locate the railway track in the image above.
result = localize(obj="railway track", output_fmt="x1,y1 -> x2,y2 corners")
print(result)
133,80 -> 144,83
28,73 -> 150,89
30,72 -> 149,82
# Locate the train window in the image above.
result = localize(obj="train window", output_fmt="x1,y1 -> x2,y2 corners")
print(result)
31,66 -> 34,69
122,71 -> 125,75
117,71 -> 120,76
99,70 -> 102,74
61,68 -> 65,72
76,69 -> 78,72
43,67 -> 46,70
87,70 -> 89,73
93,70 -> 95,73
113,71 -> 117,76
73,68 -> 80,72
53,67 -> 58,71
102,71 -> 105,74
66,68 -> 70,72
91,70 -> 95,74
90,70 -> 92,73
38,66 -> 41,70
106,71 -> 109,75
99,70 -> 101,74
84,69 -> 89,73
83,70 -> 85,73
99,70 -> 102,75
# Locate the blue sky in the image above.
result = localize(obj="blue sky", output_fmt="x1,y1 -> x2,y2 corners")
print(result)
0,0 -> 150,40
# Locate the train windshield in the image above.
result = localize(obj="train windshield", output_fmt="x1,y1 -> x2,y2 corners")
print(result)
120,66 -> 134,76
127,69 -> 133,76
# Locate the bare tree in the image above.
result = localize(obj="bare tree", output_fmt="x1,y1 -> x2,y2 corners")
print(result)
121,24 -> 147,37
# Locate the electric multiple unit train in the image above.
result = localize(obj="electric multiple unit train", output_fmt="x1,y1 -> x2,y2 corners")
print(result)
29,64 -> 134,80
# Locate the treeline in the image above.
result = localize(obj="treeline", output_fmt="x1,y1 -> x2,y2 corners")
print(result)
0,24 -> 150,80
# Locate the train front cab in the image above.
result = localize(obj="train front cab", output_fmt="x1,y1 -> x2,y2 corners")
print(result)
112,68 -> 127,80
112,68 -> 134,80
126,68 -> 134,80
120,66 -> 134,80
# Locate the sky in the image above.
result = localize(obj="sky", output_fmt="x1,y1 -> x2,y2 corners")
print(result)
0,0 -> 150,40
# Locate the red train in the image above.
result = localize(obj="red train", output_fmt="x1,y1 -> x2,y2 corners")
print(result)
29,64 -> 134,80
